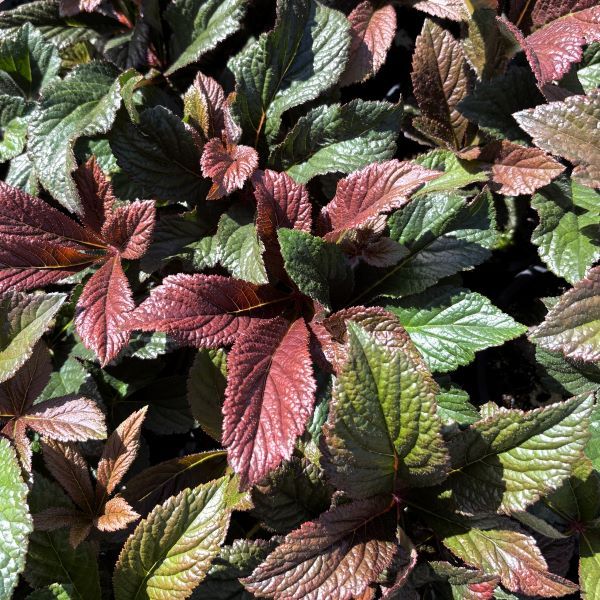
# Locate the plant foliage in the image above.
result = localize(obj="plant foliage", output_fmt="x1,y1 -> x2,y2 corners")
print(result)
0,0 -> 598,598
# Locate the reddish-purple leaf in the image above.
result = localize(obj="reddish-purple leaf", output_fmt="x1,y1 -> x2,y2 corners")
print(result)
96,407 -> 147,501
102,200 -> 156,260
73,157 -> 116,234
33,506 -> 87,532
0,341 -> 51,417
531,0 -> 597,27
41,439 -> 96,514
2,419 -> 32,472
75,255 -> 134,366
95,496 -> 139,532
223,316 -> 316,488
243,497 -> 397,600
319,160 -> 439,242
25,396 -> 106,441
513,89 -> 600,189
59,0 -> 102,17
253,169 -> 312,238
469,140 -> 565,195
499,7 -> 600,85
201,138 -> 259,200
411,19 -> 472,150
69,521 -> 93,549
340,1 -> 397,86
126,274 -> 285,348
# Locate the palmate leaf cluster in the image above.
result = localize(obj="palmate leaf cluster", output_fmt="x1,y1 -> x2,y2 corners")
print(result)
0,0 -> 598,598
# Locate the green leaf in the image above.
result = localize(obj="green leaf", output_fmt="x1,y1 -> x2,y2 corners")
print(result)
230,0 -> 350,144
322,322 -> 449,498
448,394 -> 594,513
0,23 -> 60,98
187,349 -> 226,442
278,228 -> 353,309
6,152 -> 39,194
0,1 -> 101,49
364,189 -> 496,299
192,539 -> 274,600
37,356 -> 98,402
458,66 -> 543,141
587,402 -> 600,471
413,149 -> 487,195
165,0 -> 246,75
26,583 -> 75,599
0,437 -> 32,598
215,209 -> 268,284
580,528 -> 600,599
251,457 -> 331,533
531,265 -> 600,363
536,347 -> 600,396
387,285 -> 526,372
28,62 -> 123,213
25,476 -> 101,600
114,476 -> 242,600
435,378 -> 479,425
110,107 -> 204,204
531,178 -> 600,285
0,115 -> 27,161
269,100 -> 402,184
0,291 -> 65,384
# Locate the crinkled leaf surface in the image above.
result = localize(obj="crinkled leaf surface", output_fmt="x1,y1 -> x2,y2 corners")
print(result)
123,451 -> 228,517
514,89 -> 600,189
0,22 -> 60,98
126,274 -> 284,348
0,437 -> 32,598
28,62 -> 123,213
110,107 -> 204,204
430,512 -> 579,597
387,285 -> 526,372
243,497 -> 397,600
411,19 -> 471,150
531,266 -> 600,362
320,159 -> 440,242
532,178 -> 600,285
448,393 -> 593,514
366,189 -> 496,299
270,100 -> 401,184
0,290 -> 65,383
322,322 -> 449,498
230,0 -> 350,144
223,316 -> 315,488
165,0 -> 246,75
278,228 -> 353,309
580,528 -> 600,599
114,476 -> 241,600
340,1 -> 396,86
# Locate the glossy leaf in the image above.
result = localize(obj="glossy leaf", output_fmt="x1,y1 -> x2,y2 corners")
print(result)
114,476 -> 241,600
243,497 -> 397,600
230,0 -> 350,143
319,159 -> 440,242
165,0 -> 246,75
126,274 -> 285,347
0,290 -> 65,384
514,89 -> 600,189
532,178 -> 600,284
340,1 -> 396,86
449,393 -> 593,513
322,321 -> 449,497
223,316 -> 315,487
411,19 -> 471,150
387,286 -> 526,372
531,266 -> 600,362
0,437 -> 32,598
270,100 -> 402,184
28,62 -> 123,213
